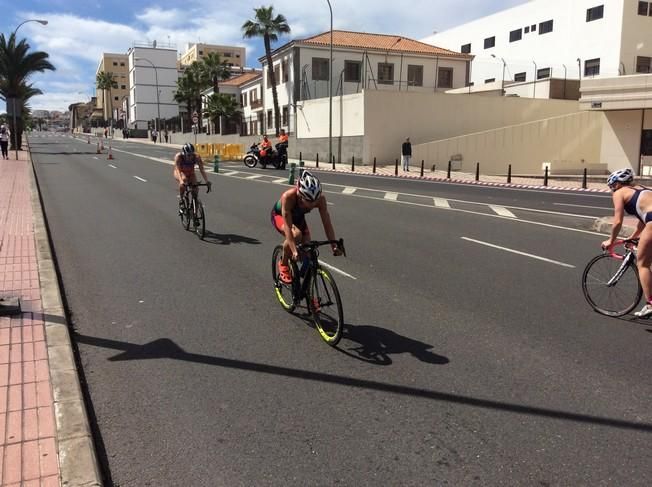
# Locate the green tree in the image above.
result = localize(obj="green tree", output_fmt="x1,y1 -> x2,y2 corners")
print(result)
175,62 -> 205,132
95,71 -> 118,129
242,6 -> 290,136
0,33 -> 55,149
204,93 -> 241,134
200,52 -> 231,93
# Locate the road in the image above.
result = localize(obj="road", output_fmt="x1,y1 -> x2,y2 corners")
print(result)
29,133 -> 651,486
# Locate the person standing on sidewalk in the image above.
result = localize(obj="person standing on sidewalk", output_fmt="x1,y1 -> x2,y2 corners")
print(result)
0,124 -> 10,159
602,168 -> 652,317
402,137 -> 412,172
164,128 -> 169,143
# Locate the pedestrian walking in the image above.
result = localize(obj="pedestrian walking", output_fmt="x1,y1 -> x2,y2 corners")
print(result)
151,129 -> 158,143
402,137 -> 412,172
0,124 -> 10,159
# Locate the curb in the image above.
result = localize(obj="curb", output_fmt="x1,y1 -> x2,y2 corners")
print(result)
592,216 -> 638,236
28,144 -> 104,486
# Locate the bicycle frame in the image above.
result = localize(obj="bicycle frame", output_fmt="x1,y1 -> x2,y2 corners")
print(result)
607,251 -> 636,287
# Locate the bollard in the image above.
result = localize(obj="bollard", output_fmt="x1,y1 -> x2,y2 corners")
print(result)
373,157 -> 377,173
582,168 -> 587,189
87,135 -> 90,144
316,153 -> 319,168
447,160 -> 452,179
544,166 -> 549,186
96,141 -> 101,154
507,164 -> 512,183
299,159 -> 305,169
420,160 -> 424,177
213,154 -> 220,173
332,155 -> 335,170
351,155 -> 355,172
475,162 -> 480,181
299,151 -> 302,162
395,159 -> 399,176
288,162 -> 297,185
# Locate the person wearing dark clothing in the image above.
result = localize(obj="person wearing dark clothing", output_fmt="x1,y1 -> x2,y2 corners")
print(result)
401,137 -> 412,172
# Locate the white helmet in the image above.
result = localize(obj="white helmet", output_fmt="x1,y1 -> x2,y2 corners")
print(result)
607,168 -> 633,188
297,170 -> 322,201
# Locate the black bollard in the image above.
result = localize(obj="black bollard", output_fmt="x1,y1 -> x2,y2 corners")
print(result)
395,158 -> 399,176
352,155 -> 355,172
316,153 -> 319,168
475,162 -> 480,181
447,160 -> 452,179
544,166 -> 549,186
332,155 -> 335,169
420,160 -> 424,177
582,168 -> 587,189
299,151 -> 302,162
507,164 -> 512,183
373,157 -> 377,173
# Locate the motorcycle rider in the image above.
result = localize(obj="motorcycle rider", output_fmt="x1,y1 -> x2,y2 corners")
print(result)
259,135 -> 272,166
276,129 -> 289,169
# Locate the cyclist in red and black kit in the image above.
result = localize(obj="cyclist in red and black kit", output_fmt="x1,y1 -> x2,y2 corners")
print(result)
174,143 -> 211,208
271,170 -> 341,284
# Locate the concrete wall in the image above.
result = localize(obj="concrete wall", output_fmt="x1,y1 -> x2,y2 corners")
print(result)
620,0 -> 652,75
412,110 -> 605,174
362,90 -> 580,163
296,93 -> 365,139
600,109 -> 652,172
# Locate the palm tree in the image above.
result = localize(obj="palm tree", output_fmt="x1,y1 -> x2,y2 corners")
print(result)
0,33 -> 55,149
200,52 -> 231,93
204,93 -> 241,134
242,6 -> 290,136
96,71 -> 118,130
175,62 -> 205,132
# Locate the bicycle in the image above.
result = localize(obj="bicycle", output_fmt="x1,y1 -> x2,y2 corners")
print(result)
582,238 -> 642,316
179,182 -> 209,239
272,239 -> 346,346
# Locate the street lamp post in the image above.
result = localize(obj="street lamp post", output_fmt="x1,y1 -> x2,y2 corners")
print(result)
326,0 -> 333,166
135,57 -> 161,142
10,19 -> 48,159
491,54 -> 506,95
532,60 -> 538,98
577,57 -> 582,80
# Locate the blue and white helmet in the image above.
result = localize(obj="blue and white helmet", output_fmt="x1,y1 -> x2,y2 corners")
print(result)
182,143 -> 195,155
297,170 -> 322,202
607,168 -> 633,187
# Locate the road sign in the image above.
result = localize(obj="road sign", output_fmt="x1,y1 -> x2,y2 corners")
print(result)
192,115 -> 199,124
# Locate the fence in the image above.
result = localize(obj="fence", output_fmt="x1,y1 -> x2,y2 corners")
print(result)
194,143 -> 246,161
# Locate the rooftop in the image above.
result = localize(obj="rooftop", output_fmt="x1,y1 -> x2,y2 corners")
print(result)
220,70 -> 262,87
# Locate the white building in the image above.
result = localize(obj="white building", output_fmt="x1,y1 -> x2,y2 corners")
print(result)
127,43 -> 179,131
422,0 -> 652,97
260,30 -> 472,135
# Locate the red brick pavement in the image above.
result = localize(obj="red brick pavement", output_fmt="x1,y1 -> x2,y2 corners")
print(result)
0,150 -> 60,486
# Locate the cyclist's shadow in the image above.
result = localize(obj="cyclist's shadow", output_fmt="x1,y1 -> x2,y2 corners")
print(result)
201,230 -> 261,245
338,323 -> 449,366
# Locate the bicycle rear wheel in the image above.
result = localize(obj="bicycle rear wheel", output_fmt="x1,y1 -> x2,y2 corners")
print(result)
180,197 -> 191,230
582,254 -> 642,317
193,199 -> 206,239
309,268 -> 344,346
272,245 -> 298,312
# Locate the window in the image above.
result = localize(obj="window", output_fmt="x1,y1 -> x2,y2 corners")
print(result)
509,28 -> 522,42
461,43 -> 471,54
537,68 -> 551,79
642,130 -> 652,156
638,1 -> 649,15
224,52 -> 232,57
269,64 -> 280,85
282,60 -> 289,83
586,5 -> 604,21
112,61 -> 117,66
120,62 -> 125,66
199,50 -> 203,55
242,93 -> 248,106
484,78 -> 496,84
484,36 -> 495,49
524,26 -> 530,33
114,96 -> 119,101
437,67 -> 453,88
344,60 -> 362,82
121,85 -> 126,90
539,19 -> 554,34
378,63 -> 394,84
282,105 -> 288,126
267,110 -> 273,128
408,65 -> 424,86
636,56 -> 651,73
584,58 -> 600,76
514,72 -> 527,82
531,24 -> 537,31
312,57 -> 329,81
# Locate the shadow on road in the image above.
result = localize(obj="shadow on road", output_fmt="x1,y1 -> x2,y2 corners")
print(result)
201,230 -> 261,245
73,332 -> 652,433
338,324 -> 449,366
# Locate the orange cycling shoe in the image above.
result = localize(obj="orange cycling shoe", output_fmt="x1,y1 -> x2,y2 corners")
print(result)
278,261 -> 292,284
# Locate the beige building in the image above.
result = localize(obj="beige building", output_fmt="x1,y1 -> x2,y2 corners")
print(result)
179,43 -> 246,69
95,53 -> 130,124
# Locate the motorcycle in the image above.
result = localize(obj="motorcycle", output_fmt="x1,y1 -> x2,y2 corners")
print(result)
243,143 -> 288,169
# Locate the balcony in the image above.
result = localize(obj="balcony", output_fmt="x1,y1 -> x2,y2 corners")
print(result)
249,99 -> 263,110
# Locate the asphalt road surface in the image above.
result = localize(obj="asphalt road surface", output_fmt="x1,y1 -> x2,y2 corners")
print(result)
30,133 -> 651,486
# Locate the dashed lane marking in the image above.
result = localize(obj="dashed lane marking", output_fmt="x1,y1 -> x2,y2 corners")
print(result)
108,164 -> 117,168
318,260 -> 357,280
133,176 -> 147,182
554,202 -> 611,210
433,197 -> 450,208
461,237 -> 576,268
342,187 -> 357,195
246,174 -> 263,180
384,192 -> 399,201
490,205 -> 517,218
273,178 -> 287,184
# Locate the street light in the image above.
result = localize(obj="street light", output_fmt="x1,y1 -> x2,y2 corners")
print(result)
10,19 -> 48,159
135,57 -> 161,142
577,57 -> 582,80
491,54 -> 506,96
532,60 -> 538,98
326,0 -> 333,166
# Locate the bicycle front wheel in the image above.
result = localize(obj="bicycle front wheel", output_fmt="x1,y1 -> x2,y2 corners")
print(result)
180,197 -> 191,231
582,254 -> 642,317
272,245 -> 298,312
193,199 -> 206,239
309,268 -> 344,346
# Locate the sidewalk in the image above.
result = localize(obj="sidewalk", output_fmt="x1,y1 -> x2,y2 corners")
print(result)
0,148 -> 102,486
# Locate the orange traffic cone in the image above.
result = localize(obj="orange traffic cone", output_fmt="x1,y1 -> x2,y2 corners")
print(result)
96,141 -> 101,154
107,144 -> 114,160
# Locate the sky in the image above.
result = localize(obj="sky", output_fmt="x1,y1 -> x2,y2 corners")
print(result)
3,0 -> 523,112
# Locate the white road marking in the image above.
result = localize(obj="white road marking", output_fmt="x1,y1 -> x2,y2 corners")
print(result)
433,197 -> 450,208
223,171 -> 239,176
554,202 -> 611,210
133,176 -> 147,182
384,192 -> 399,201
490,205 -> 517,218
108,164 -> 117,168
318,260 -> 357,280
273,178 -> 287,184
342,187 -> 357,195
461,237 -> 575,268
246,174 -> 263,180
92,157 -> 98,160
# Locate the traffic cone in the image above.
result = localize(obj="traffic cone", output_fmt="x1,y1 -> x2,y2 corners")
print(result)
107,143 -> 114,160
100,139 -> 104,151
96,141 -> 101,154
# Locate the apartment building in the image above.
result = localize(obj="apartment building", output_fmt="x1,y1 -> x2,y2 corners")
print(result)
95,53 -> 129,122
179,43 -> 246,69
423,0 -> 652,95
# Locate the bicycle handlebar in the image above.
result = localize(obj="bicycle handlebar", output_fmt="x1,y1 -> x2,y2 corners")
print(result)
184,182 -> 212,192
604,238 -> 638,259
298,238 -> 346,256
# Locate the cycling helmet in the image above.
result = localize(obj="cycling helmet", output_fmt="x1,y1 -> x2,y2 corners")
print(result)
182,143 -> 195,155
607,168 -> 634,188
297,170 -> 322,202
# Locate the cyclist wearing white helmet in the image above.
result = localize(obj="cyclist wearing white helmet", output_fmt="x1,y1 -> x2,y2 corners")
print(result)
173,142 -> 211,202
602,168 -> 652,317
271,170 -> 341,284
